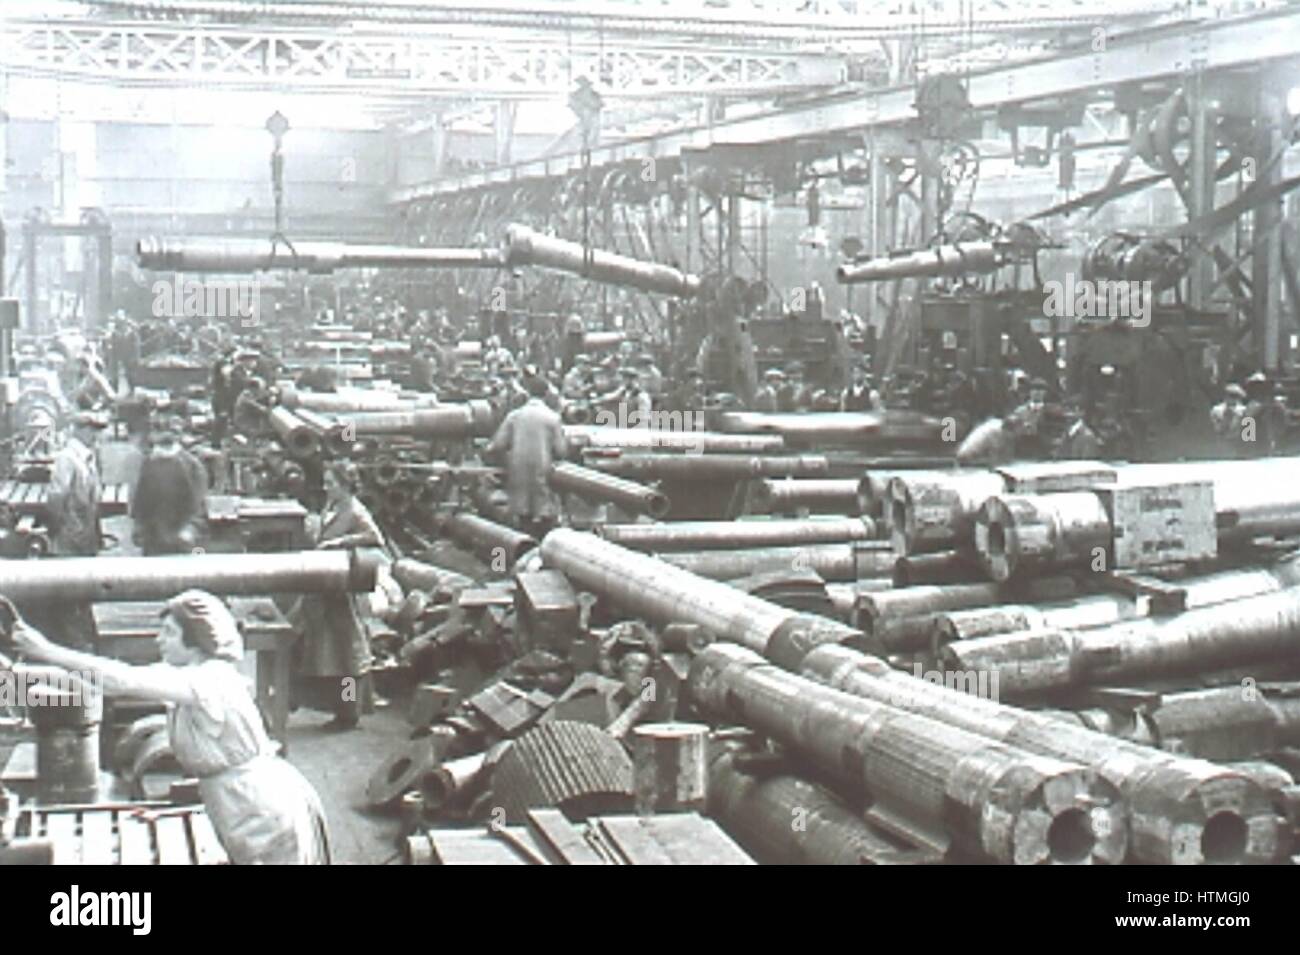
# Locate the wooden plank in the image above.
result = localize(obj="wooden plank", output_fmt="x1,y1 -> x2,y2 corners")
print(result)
187,813 -> 228,866
593,816 -> 675,866
80,810 -> 118,865
635,813 -> 755,866
154,815 -> 191,865
43,812 -> 82,866
526,809 -> 606,865
117,815 -> 155,865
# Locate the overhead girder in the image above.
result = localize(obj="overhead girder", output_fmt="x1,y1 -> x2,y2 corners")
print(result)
393,7 -> 1300,205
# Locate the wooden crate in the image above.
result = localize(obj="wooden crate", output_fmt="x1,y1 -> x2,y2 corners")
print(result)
16,803 -> 228,865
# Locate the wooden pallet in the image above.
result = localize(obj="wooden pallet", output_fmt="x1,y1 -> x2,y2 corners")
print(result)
16,803 -> 228,865
0,480 -> 130,516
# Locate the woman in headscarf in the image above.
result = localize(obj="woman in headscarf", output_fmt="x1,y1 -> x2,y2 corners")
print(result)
289,461 -> 386,731
10,590 -> 330,864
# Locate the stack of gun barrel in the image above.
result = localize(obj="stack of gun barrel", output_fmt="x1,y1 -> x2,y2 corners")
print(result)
265,389 -> 1300,863
538,449 -> 1300,865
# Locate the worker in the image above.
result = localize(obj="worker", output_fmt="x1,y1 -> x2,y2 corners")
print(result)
210,347 -> 239,446
485,375 -> 568,538
778,362 -> 810,412
286,462 -> 386,732
619,368 -> 654,427
562,354 -> 594,399
1057,405 -> 1105,459
23,412 -> 105,652
631,353 -> 664,397
753,368 -> 783,413
71,355 -> 116,411
11,591 -> 330,863
521,364 -> 561,412
840,363 -> 883,412
1211,382 -> 1249,455
131,423 -> 209,555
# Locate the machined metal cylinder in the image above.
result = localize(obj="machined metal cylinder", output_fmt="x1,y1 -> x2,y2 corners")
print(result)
138,236 -> 507,273
565,426 -> 784,454
598,517 -> 875,552
690,644 -> 1124,864
391,558 -> 474,595
587,453 -> 829,481
944,585 -> 1300,697
549,463 -> 669,519
932,558 -> 1300,648
632,722 -> 709,815
716,411 -> 946,449
708,747 -> 906,865
887,471 -> 1007,555
445,513 -> 538,567
836,241 -> 1004,284
336,402 -> 496,440
0,550 -> 377,602
892,551 -> 984,586
266,406 -> 321,459
279,386 -> 440,414
799,643 -> 1281,864
540,529 -> 860,668
503,224 -> 700,298
854,583 -> 1001,651
658,543 -> 895,582
753,479 -> 860,514
974,492 -> 1113,582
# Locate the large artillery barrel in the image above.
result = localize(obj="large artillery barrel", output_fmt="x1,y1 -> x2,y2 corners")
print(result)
565,426 -> 783,454
540,529 -> 860,668
137,236 -> 507,274
336,402 -> 496,440
691,644 -> 1124,865
836,241 -> 1004,284
707,746 -> 919,865
587,453 -> 828,481
752,480 -> 860,514
0,551 -> 377,602
266,406 -> 322,459
503,224 -> 700,298
887,470 -> 1007,555
973,491 -> 1113,582
598,517 -> 875,551
799,643 -> 1280,864
932,558 -> 1300,647
548,463 -> 669,519
658,543 -> 895,582
717,411 -> 946,449
445,514 -> 537,567
279,386 -> 441,414
945,584 -> 1300,697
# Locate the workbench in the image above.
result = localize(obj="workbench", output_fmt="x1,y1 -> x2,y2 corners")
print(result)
0,479 -> 131,516
203,495 -> 307,553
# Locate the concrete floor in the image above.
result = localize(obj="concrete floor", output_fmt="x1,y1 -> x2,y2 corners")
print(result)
282,704 -> 409,865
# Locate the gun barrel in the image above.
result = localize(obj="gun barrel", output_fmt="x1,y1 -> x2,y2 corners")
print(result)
504,224 -> 700,298
137,237 -> 507,273
836,241 -> 1003,284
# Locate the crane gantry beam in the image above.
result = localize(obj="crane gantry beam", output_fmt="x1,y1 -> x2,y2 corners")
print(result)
391,7 -> 1300,204
0,15 -> 854,99
68,0 -> 1186,44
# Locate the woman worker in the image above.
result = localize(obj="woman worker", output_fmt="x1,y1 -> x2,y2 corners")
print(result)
10,590 -> 330,864
289,461 -> 386,731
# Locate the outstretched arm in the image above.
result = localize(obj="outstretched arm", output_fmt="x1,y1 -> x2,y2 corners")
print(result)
11,623 -> 199,705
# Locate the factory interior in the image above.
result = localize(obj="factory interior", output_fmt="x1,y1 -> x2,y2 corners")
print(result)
1,0 -> 1300,874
